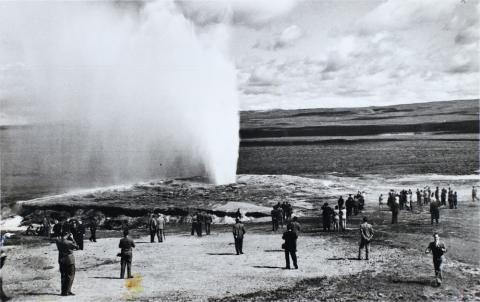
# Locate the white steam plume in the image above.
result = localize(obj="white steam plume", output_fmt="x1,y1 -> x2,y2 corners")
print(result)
0,1 -> 239,186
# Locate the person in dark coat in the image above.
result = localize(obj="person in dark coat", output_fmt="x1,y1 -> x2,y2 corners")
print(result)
282,224 -> 298,269
119,229 -> 135,279
321,203 -> 333,232
271,207 -> 279,231
441,188 -> 447,206
391,199 -> 399,224
425,233 -> 447,286
52,220 -> 62,238
430,200 -> 440,225
337,196 -> 344,209
232,218 -> 246,255
453,192 -> 458,209
56,230 -> 79,296
75,220 -> 85,250
148,214 -> 158,242
195,215 -> 203,237
346,195 -> 354,217
89,218 -> 98,242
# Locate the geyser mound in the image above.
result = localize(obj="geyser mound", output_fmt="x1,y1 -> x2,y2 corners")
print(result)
0,1 -> 239,186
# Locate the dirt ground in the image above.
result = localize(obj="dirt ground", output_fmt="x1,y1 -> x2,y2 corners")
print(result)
3,201 -> 480,301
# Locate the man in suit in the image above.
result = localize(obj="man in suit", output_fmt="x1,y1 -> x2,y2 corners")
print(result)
148,214 -> 158,243
232,218 -> 246,255
430,200 -> 440,225
205,213 -> 213,235
425,233 -> 447,286
56,230 -> 79,296
89,218 -> 98,242
358,217 -> 374,260
282,224 -> 298,269
156,214 -> 165,242
119,229 -> 135,279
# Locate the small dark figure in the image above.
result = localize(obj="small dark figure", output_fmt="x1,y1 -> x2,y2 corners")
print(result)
448,191 -> 454,209
282,224 -> 298,269
271,207 -> 279,231
346,195 -> 354,217
285,202 -> 293,220
453,192 -> 458,209
42,216 -> 51,238
76,220 -> 85,250
391,199 -> 399,224
56,231 -> 79,296
435,187 -> 439,202
148,214 -> 158,242
232,218 -> 246,255
430,200 -> 440,225
358,217 -> 374,260
195,215 -> 203,237
205,213 -> 212,235
441,188 -> 447,206
89,218 -> 97,242
337,196 -> 344,209
321,203 -> 333,232
119,229 -> 135,279
235,208 -> 242,219
425,233 -> 447,286
190,214 -> 197,236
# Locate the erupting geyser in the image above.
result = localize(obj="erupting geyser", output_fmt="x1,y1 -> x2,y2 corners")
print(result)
0,1 -> 239,186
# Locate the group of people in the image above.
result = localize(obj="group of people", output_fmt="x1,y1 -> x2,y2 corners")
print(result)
190,211 -> 213,237
28,216 -> 98,244
270,202 -> 293,231
381,186 -> 463,225
148,213 -> 166,243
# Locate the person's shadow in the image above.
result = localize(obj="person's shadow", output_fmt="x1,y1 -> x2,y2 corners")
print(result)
90,276 -> 122,279
207,252 -> 237,256
22,292 -> 63,296
252,265 -> 284,269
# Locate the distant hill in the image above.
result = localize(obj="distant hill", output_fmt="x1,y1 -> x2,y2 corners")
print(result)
239,99 -> 479,145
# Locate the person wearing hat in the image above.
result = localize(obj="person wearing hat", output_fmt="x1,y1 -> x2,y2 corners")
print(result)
232,218 -> 246,255
282,223 -> 298,269
55,230 -> 79,296
119,229 -> 136,279
358,217 -> 374,260
321,202 -> 333,232
155,214 -> 165,242
148,213 -> 158,243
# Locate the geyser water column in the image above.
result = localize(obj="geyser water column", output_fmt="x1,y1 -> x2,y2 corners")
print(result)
0,1 -> 239,187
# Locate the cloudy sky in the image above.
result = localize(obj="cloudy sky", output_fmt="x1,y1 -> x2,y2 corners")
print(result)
0,0 -> 479,126
229,0 -> 479,110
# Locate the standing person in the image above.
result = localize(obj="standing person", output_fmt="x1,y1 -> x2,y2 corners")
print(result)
321,203 -> 333,232
416,189 -> 422,206
408,189 -> 413,211
55,230 -> 79,296
425,233 -> 447,286
281,202 -> 287,222
42,216 -> 51,238
235,208 -> 242,220
332,206 -> 340,232
190,214 -> 197,236
338,196 -> 345,209
232,218 -> 246,255
358,217 -> 374,260
76,220 -> 85,250
205,213 -> 212,235
391,198 -> 399,224
339,206 -> 347,231
435,187 -> 440,202
448,191 -> 454,209
285,202 -> 293,221
282,224 -> 298,269
89,218 -> 97,243
156,214 -> 165,242
441,188 -> 447,206
148,214 -> 158,242
453,192 -> 458,209
430,200 -> 440,225
378,194 -> 384,208
472,186 -> 478,202
271,207 -> 279,232
346,195 -> 354,217
119,229 -> 135,279
195,215 -> 203,237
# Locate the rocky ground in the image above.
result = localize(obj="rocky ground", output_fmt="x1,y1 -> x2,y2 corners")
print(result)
2,200 -> 480,301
